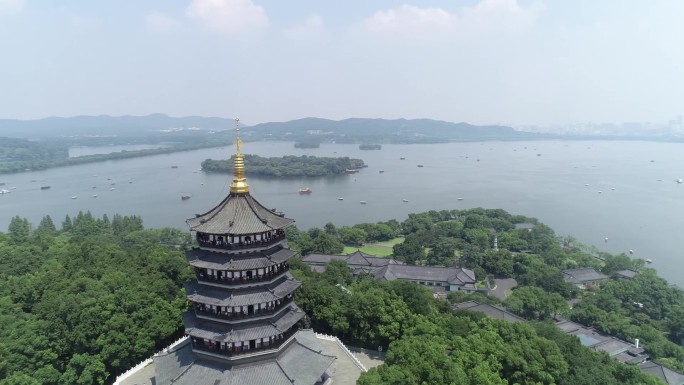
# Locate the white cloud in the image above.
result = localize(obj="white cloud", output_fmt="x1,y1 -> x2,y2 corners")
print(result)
283,14 -> 325,42
0,0 -> 25,15
360,0 -> 542,39
363,5 -> 455,35
186,0 -> 268,36
147,11 -> 182,33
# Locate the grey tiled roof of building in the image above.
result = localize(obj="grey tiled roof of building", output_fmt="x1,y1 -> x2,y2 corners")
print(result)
154,330 -> 335,385
187,246 -> 295,270
185,275 -> 300,307
184,306 -> 304,342
187,193 -> 294,234
555,319 -> 648,364
373,264 -> 476,285
614,269 -> 638,279
562,268 -> 609,284
639,361 -> 684,385
302,251 -> 402,267
453,301 -> 526,323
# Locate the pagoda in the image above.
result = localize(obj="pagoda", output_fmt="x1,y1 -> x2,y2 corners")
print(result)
154,119 -> 335,385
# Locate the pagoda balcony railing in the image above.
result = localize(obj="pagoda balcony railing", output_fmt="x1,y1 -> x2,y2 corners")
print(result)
197,265 -> 289,286
194,297 -> 294,322
191,327 -> 297,358
197,233 -> 286,251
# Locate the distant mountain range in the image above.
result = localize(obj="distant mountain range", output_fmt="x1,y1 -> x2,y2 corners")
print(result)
0,114 -> 550,143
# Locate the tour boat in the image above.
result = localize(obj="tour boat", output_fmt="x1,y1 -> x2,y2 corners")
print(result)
0,189 -> 10,194
457,198 -> 464,201
402,199 -> 409,202
360,201 -> 367,204
92,194 -> 98,198
344,169 -> 359,174
400,157 -> 405,160
677,179 -> 683,184
298,188 -> 312,194
181,195 -> 191,200
337,197 -> 344,201
71,196 -> 78,199
41,186 -> 51,190
646,259 -> 653,264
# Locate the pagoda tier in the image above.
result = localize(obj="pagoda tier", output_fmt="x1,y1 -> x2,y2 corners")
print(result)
183,306 -> 304,357
186,274 -> 300,323
187,192 -> 294,236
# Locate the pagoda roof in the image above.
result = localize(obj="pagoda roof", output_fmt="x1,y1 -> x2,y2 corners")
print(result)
185,275 -> 300,307
187,246 -> 295,271
186,192 -> 294,235
184,306 -> 304,343
153,330 -> 336,385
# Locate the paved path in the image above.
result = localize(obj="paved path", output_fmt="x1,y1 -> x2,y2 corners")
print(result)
489,278 -> 518,301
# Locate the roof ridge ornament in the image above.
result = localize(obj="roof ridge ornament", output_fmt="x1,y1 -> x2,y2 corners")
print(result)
230,117 -> 250,194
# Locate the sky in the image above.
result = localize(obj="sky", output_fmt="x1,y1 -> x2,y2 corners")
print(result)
0,0 -> 682,126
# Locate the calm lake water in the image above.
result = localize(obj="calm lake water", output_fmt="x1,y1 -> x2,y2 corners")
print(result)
1,141 -> 683,286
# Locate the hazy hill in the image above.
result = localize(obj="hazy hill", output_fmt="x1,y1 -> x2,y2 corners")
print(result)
0,114 -> 547,142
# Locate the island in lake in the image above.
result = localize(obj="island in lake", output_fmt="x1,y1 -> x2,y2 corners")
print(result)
201,154 -> 366,177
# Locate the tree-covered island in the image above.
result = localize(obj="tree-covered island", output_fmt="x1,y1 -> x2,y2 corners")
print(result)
1,207 -> 682,384
201,154 -> 366,177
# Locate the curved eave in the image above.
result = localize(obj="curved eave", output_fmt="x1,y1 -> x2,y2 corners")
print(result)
185,275 -> 301,307
187,247 -> 295,271
183,306 -> 304,343
186,192 -> 294,235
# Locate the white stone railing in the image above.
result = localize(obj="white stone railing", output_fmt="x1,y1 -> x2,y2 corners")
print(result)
112,336 -> 188,385
315,333 -> 367,372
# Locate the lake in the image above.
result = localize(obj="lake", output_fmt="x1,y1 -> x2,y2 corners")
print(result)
1,140 -> 683,286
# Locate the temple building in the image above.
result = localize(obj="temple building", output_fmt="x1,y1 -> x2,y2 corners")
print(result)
153,120 -> 335,385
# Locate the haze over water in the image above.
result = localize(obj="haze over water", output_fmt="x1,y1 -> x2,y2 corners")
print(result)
1,140 -> 683,286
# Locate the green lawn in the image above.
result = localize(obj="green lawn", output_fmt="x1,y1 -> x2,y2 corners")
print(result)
341,237 -> 405,257
343,245 -> 394,257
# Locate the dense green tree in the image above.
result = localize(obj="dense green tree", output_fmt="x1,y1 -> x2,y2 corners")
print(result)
426,238 -> 458,266
391,235 -> 423,264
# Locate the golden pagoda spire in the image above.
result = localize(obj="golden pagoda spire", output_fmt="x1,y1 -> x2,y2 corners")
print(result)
230,117 -> 250,194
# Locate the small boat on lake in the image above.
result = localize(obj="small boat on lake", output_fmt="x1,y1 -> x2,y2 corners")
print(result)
337,197 -> 344,201
41,186 -> 51,190
677,179 -> 683,184
402,199 -> 409,202
400,157 -> 405,160
417,165 -> 424,168
298,188 -> 312,194
646,258 -> 653,264
71,196 -> 78,199
345,169 -> 359,174
379,170 -> 384,173
457,198 -> 464,201
92,194 -> 98,198
171,165 -> 179,168
181,195 -> 191,200
360,201 -> 367,204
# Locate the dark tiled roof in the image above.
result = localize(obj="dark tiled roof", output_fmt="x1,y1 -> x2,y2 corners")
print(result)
614,269 -> 638,279
185,275 -> 300,307
555,319 -> 648,364
155,330 -> 335,385
187,193 -> 294,235
184,306 -> 304,342
187,246 -> 295,271
453,301 -> 526,323
640,361 -> 684,385
562,268 -> 609,284
373,264 -> 476,286
302,251 -> 402,268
